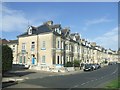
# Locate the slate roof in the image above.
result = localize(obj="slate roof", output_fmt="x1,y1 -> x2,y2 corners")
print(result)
36,24 -> 52,34
50,24 -> 61,29
61,29 -> 70,38
17,24 -> 52,37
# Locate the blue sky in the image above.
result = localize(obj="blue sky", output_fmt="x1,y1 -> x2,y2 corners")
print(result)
1,2 -> 118,50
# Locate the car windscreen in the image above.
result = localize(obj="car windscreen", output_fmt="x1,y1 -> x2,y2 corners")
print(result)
85,64 -> 91,68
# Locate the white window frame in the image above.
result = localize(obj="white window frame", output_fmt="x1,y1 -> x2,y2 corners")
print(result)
22,43 -> 26,50
12,45 -> 15,52
75,45 -> 77,52
31,42 -> 35,51
61,41 -> 64,49
69,44 -> 71,51
77,46 -> 79,52
41,55 -> 46,64
56,38 -> 60,49
58,40 -> 60,49
66,44 -> 68,50
41,41 -> 46,50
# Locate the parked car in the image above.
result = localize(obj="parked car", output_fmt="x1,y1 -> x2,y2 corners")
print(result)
94,64 -> 101,69
24,64 -> 30,69
80,63 -> 85,69
91,64 -> 96,70
108,62 -> 117,65
83,64 -> 94,71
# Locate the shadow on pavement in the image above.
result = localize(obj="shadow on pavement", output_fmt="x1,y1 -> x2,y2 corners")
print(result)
2,80 -> 18,88
3,64 -> 36,77
3,71 -> 36,77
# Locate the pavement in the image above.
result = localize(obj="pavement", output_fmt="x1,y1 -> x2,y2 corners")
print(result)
2,63 -> 117,89
2,65 -> 84,89
2,69 -> 84,83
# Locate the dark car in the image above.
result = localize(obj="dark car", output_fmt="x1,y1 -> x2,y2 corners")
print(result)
83,64 -> 94,71
94,64 -> 101,69
91,64 -> 96,70
108,62 -> 117,65
97,64 -> 101,69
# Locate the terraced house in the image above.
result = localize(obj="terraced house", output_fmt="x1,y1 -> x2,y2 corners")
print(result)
17,21 -> 83,69
2,21 -> 118,70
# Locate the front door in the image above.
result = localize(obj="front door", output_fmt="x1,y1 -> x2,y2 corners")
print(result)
32,57 -> 35,64
23,56 -> 26,64
19,56 -> 22,63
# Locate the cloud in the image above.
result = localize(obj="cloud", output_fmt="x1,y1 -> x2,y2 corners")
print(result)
81,17 -> 113,32
93,27 -> 118,50
1,4 -> 30,32
1,3 -> 59,33
85,17 -> 112,26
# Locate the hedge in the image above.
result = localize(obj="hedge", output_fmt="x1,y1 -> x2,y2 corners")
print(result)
64,62 -> 73,67
2,45 -> 13,72
74,60 -> 80,67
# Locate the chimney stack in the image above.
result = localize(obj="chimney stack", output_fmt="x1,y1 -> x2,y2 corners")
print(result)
44,20 -> 53,26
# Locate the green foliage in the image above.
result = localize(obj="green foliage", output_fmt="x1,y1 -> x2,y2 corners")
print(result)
105,77 -> 120,89
2,45 -> 13,72
64,62 -> 73,67
104,60 -> 108,64
0,45 -> 2,72
74,60 -> 80,67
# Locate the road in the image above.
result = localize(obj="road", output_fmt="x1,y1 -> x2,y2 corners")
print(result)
5,64 -> 119,89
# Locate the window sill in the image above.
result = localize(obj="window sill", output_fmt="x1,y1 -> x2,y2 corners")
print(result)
57,48 -> 61,50
31,50 -> 35,51
41,48 -> 46,50
41,63 -> 46,65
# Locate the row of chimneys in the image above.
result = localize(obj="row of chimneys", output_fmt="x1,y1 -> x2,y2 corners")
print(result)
44,21 -> 97,47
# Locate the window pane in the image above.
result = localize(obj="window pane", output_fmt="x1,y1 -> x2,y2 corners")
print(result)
22,43 -> 25,50
31,42 -> 35,51
57,56 -> 59,64
66,44 -> 68,50
42,41 -> 45,49
24,56 -> 25,63
58,41 -> 60,48
20,56 -> 22,63
42,56 -> 45,63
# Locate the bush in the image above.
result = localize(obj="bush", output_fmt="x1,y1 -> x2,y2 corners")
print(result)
105,60 -> 108,64
64,62 -> 73,67
2,45 -> 13,72
74,60 -> 80,67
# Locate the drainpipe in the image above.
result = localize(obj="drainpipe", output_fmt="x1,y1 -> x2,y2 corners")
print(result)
64,41 -> 66,66
37,34 -> 39,66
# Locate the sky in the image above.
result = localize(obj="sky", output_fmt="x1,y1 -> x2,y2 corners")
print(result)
1,2 -> 118,50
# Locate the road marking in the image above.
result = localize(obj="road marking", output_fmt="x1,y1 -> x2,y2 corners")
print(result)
81,83 -> 85,85
91,79 -> 94,82
86,81 -> 89,83
69,65 -> 118,89
111,68 -> 118,75
74,85 -> 79,87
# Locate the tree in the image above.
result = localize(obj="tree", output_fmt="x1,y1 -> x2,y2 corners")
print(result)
2,45 -> 13,72
74,60 -> 80,67
64,62 -> 73,67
